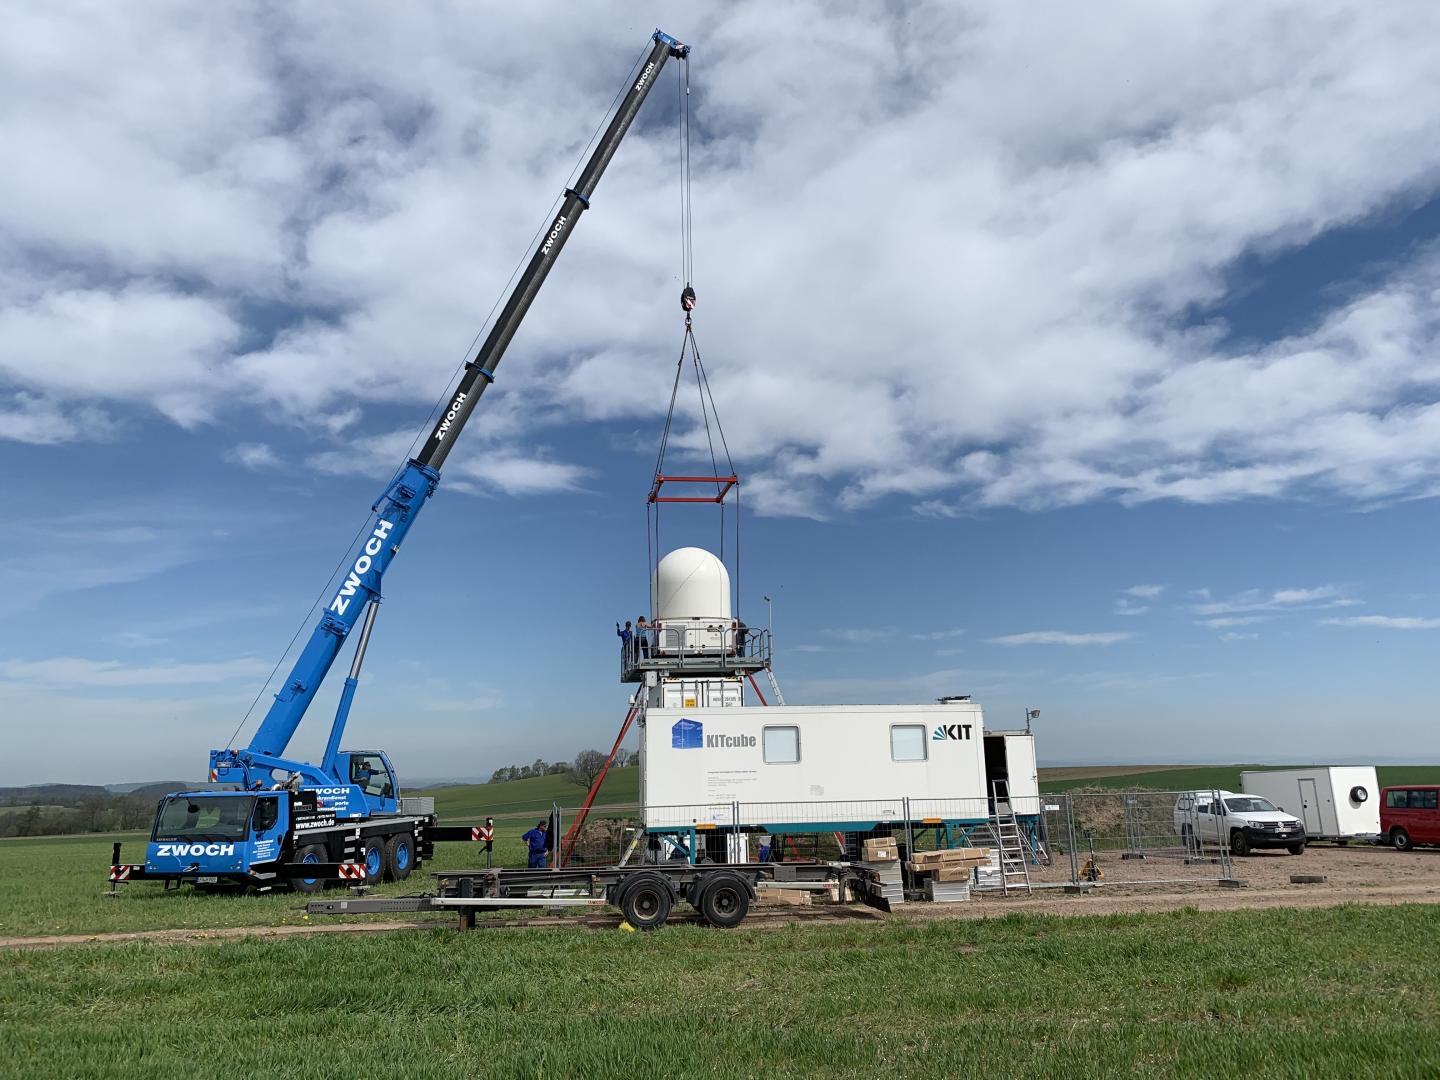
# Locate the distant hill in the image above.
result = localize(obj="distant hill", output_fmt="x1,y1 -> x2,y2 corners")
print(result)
426,767 -> 639,821
0,783 -> 110,804
105,780 -> 195,794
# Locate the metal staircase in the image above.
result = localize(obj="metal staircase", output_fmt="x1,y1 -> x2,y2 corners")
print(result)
988,780 -> 1033,896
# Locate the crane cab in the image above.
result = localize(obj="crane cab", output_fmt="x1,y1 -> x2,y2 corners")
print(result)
321,754 -> 400,817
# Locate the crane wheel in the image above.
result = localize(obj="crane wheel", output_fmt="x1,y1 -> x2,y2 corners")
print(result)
386,833 -> 416,881
290,845 -> 327,894
361,836 -> 387,883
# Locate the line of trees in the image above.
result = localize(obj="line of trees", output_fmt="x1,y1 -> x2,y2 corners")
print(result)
0,793 -> 158,838
488,749 -> 635,787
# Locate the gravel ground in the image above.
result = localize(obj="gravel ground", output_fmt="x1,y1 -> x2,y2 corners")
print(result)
898,843 -> 1440,920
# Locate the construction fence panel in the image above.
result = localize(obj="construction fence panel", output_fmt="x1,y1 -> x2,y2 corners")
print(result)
553,790 -> 1236,888
1026,790 -> 1233,889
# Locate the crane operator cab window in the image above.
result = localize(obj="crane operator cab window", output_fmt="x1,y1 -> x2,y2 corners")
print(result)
350,754 -> 395,799
251,796 -> 280,834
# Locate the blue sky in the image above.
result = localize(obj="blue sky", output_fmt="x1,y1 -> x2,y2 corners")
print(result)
3,3 -> 1440,784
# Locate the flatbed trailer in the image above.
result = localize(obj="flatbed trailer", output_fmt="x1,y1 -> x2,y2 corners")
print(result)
306,862 -> 851,930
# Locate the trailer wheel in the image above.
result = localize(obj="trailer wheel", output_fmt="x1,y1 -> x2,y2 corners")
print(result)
290,845 -> 327,894
1392,827 -> 1413,852
361,835 -> 387,882
619,875 -> 671,931
385,833 -> 416,881
697,874 -> 750,929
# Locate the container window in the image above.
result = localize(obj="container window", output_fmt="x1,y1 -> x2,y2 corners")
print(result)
890,725 -> 927,762
763,726 -> 800,764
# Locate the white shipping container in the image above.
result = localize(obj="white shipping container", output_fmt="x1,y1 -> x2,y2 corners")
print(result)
639,702 -> 1035,830
1240,767 -> 1381,839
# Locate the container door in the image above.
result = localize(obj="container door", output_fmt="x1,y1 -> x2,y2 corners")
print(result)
1298,778 -> 1322,834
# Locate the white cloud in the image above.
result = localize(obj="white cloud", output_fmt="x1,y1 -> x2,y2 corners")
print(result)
821,627 -> 898,644
0,656 -> 268,689
985,631 -> 1133,647
227,442 -> 280,470
1218,631 -> 1260,642
4,4 -> 1440,515
1322,615 -> 1440,630
1123,584 -> 1165,598
1113,600 -> 1150,617
1192,585 -> 1354,616
1197,615 -> 1270,628
910,628 -> 966,640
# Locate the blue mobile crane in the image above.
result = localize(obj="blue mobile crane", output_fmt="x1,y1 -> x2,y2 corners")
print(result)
108,29 -> 691,894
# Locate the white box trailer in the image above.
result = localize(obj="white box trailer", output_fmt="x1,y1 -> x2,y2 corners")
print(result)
639,701 -> 1038,833
1240,767 -> 1381,840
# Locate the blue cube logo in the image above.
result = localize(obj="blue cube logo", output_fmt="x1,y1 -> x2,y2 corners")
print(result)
671,718 -> 703,749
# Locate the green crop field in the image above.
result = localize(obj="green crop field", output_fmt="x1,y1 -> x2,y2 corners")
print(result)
1039,764 -> 1440,793
0,828 -> 540,938
3,904 -> 1438,1078
428,766 -> 639,819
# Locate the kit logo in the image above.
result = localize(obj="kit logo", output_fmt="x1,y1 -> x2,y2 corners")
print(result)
932,723 -> 974,741
706,733 -> 757,749
672,717 -> 703,749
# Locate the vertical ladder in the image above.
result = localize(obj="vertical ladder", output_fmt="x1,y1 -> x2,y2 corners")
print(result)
989,780 -> 1032,896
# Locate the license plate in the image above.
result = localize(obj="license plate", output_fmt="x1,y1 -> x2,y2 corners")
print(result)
196,876 -> 219,884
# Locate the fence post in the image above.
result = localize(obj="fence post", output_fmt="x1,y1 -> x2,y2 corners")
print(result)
903,797 -> 915,863
1065,794 -> 1080,886
551,802 -> 562,870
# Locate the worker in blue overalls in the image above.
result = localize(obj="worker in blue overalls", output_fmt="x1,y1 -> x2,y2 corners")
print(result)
521,820 -> 550,869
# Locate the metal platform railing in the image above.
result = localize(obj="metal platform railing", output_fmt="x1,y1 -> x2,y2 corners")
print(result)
620,624 -> 772,683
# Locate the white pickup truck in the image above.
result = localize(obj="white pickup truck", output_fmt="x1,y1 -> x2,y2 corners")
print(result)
1174,790 -> 1306,856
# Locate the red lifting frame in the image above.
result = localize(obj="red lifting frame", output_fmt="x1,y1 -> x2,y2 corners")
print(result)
648,474 -> 738,504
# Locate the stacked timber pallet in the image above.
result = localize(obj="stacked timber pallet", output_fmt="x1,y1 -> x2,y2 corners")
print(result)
857,836 -> 904,910
910,847 -> 992,903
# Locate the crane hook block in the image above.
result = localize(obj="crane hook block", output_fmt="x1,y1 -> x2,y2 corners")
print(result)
681,285 -> 696,312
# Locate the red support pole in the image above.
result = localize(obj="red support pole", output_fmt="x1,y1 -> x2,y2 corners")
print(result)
559,704 -> 639,866
745,671 -> 769,706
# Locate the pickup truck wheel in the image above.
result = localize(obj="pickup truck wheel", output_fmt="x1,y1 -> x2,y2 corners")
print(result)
619,875 -> 671,931
1392,827 -> 1413,852
361,836 -> 387,883
697,874 -> 750,929
1287,842 -> 1306,855
1229,830 -> 1251,857
290,845 -> 327,895
385,833 -> 415,882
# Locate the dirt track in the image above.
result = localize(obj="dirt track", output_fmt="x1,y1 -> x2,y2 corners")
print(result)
899,843 -> 1440,920
3,845 -> 1435,950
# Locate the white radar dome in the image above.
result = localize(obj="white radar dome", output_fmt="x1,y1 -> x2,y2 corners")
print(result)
654,547 -> 732,621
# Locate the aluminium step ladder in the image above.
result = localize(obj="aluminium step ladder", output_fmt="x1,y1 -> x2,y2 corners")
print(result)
987,780 -> 1033,896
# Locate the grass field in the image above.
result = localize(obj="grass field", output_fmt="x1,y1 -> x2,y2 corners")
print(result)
3,904 -> 1437,1078
0,828 -> 538,938
428,766 -> 639,818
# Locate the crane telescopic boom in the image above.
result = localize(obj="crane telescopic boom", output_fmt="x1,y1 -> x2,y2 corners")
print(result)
209,30 -> 690,794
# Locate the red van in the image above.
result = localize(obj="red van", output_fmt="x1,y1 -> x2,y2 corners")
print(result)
1380,786 -> 1440,850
